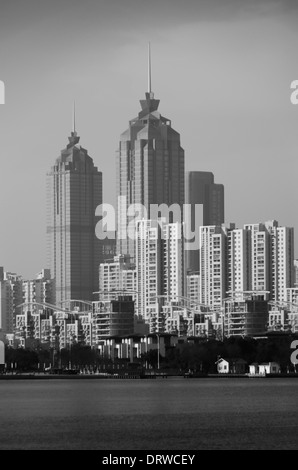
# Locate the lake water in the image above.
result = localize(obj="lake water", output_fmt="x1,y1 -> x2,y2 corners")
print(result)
0,377 -> 298,450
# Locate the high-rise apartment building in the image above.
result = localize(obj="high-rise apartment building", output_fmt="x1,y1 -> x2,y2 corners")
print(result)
99,254 -> 136,302
116,52 -> 185,261
136,219 -> 162,332
265,220 -> 294,302
244,223 -> 270,295
199,220 -> 294,313
294,260 -> 298,287
47,127 -> 102,305
186,273 -> 200,305
162,222 -> 184,302
227,228 -> 250,295
135,219 -> 184,332
243,221 -> 294,301
199,225 -> 228,309
0,269 -> 23,335
23,269 -> 54,306
186,171 -> 224,273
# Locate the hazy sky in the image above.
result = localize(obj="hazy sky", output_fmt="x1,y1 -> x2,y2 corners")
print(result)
0,0 -> 298,279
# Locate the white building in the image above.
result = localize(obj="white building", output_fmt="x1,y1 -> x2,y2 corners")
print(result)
258,362 -> 281,375
294,260 -> 298,287
227,228 -> 250,295
265,221 -> 294,303
286,287 -> 298,305
242,221 -> 294,302
99,254 -> 136,302
186,273 -> 200,305
22,269 -> 54,306
162,222 -> 184,301
268,308 -> 288,331
216,358 -> 230,373
0,269 -> 23,335
136,220 -> 162,332
199,225 -> 227,309
136,220 -> 185,333
244,223 -> 270,295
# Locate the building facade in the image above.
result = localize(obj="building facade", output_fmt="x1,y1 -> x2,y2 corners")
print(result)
99,255 -> 136,302
136,219 -> 185,333
265,220 -> 294,302
136,219 -> 162,332
199,225 -> 227,309
92,296 -> 135,345
223,293 -> 269,337
162,222 -> 184,302
227,228 -> 250,295
116,84 -> 185,262
47,128 -> 102,305
244,223 -> 270,295
185,171 -> 224,273
186,273 -> 200,305
22,269 -> 54,306
0,270 -> 23,335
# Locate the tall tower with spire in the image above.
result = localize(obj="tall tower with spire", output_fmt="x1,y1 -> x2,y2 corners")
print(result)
47,113 -> 102,305
116,45 -> 185,261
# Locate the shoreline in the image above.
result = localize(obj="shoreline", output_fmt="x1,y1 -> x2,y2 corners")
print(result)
1,372 -> 298,380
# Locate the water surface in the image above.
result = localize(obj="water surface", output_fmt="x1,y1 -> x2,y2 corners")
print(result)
0,378 -> 297,450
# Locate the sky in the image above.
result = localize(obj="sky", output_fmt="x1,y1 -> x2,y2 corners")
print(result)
0,0 -> 298,279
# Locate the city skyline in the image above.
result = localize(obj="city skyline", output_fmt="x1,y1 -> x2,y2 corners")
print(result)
0,0 -> 298,278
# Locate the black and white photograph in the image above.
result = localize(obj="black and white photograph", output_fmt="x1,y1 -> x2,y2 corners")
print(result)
0,0 -> 298,454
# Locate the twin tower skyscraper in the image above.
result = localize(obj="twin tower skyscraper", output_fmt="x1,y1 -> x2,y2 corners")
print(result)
47,47 -> 224,306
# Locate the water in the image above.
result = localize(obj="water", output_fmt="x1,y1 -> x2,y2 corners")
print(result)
0,377 -> 298,450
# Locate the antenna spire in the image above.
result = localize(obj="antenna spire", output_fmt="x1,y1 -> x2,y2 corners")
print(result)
73,100 -> 76,133
148,42 -> 152,94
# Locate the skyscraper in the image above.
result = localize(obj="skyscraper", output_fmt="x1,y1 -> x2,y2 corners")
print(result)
116,47 -> 185,261
186,171 -> 224,273
47,123 -> 102,305
187,171 -> 224,227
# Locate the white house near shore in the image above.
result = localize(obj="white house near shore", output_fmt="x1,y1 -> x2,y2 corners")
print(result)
249,362 -> 281,375
216,357 -> 247,374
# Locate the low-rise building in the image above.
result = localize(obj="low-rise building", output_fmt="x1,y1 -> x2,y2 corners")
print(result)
216,357 -> 229,373
97,333 -> 178,363
224,293 -> 269,337
92,295 -> 135,345
249,362 -> 281,375
216,357 -> 247,374
258,362 -> 281,375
